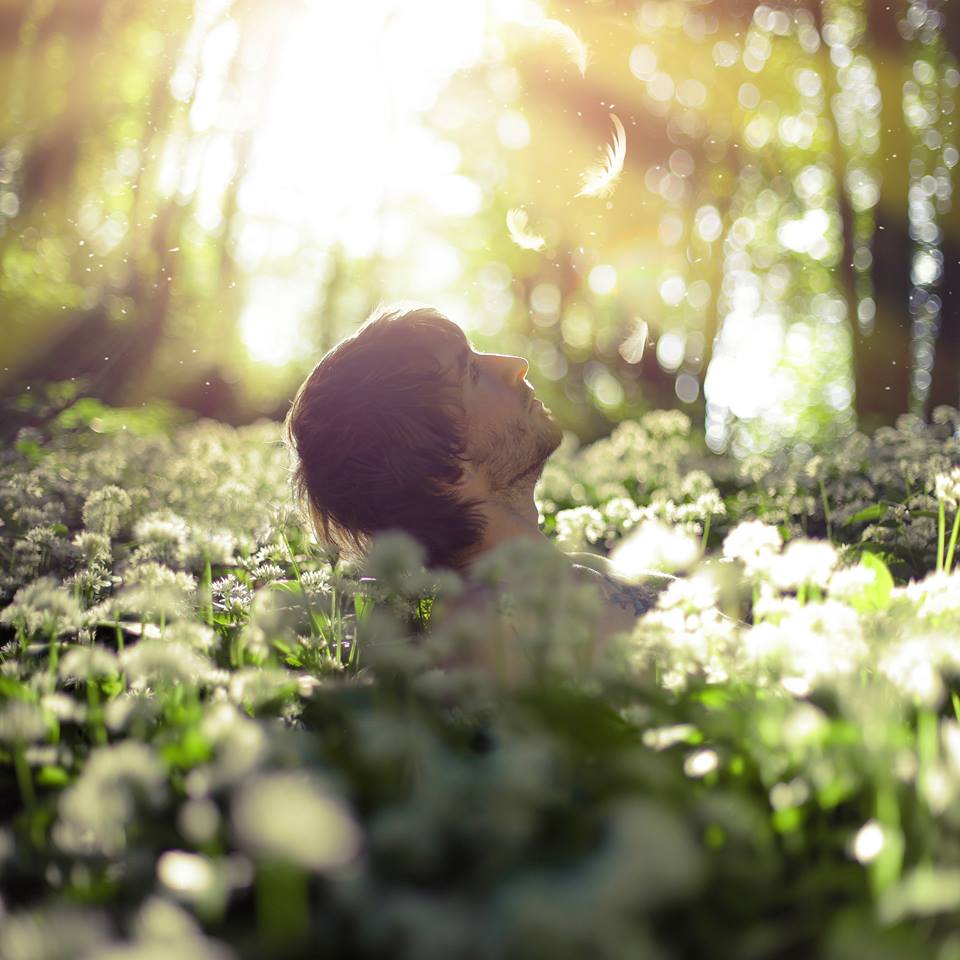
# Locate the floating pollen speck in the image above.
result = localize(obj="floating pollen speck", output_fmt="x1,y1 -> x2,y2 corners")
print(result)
506,207 -> 546,251
577,113 -> 627,199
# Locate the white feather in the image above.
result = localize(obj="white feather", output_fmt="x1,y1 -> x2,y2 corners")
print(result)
618,319 -> 649,364
577,113 -> 627,199
506,208 -> 546,251
539,18 -> 589,76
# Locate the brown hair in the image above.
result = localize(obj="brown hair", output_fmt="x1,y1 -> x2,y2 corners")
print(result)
283,305 -> 485,571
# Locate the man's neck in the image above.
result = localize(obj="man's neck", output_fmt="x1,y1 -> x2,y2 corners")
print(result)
457,479 -> 551,574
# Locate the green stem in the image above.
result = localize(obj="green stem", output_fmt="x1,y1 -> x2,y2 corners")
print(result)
945,510 -> 960,573
13,743 -> 35,812
256,860 -> 308,948
937,501 -> 946,573
87,680 -> 106,745
280,529 -> 324,641
200,557 -> 213,626
47,626 -> 59,677
819,478 -> 833,544
701,514 -> 712,555
333,587 -> 340,664
873,781 -> 903,894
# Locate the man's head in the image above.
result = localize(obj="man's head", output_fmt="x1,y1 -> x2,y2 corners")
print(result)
284,305 -> 562,571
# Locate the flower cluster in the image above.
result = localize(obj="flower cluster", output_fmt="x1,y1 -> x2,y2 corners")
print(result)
0,404 -> 959,958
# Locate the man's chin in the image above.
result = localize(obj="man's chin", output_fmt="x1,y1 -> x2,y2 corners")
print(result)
538,409 -> 564,453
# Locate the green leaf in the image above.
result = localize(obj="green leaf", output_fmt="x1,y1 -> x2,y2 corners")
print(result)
354,594 -> 374,623
14,438 -> 43,463
848,503 -> 888,524
36,765 -> 69,787
848,551 -> 894,613
0,676 -> 34,701
162,728 -> 211,769
267,580 -> 303,596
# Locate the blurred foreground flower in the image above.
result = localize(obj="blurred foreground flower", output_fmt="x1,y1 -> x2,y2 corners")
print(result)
609,519 -> 699,578
232,770 -> 361,871
722,520 -> 782,578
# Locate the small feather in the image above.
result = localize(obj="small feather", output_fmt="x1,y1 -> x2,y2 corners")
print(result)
506,208 -> 546,251
618,319 -> 649,364
539,19 -> 589,76
577,113 -> 627,199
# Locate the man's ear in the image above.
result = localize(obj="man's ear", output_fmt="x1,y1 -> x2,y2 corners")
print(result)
443,457 -> 486,501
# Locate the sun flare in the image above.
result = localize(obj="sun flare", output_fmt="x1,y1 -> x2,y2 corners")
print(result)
193,0 -> 543,365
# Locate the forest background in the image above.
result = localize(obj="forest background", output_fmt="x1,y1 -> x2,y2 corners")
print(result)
1,0 -> 957,457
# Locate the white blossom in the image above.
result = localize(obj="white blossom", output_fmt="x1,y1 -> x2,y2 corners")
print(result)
721,520 -> 783,577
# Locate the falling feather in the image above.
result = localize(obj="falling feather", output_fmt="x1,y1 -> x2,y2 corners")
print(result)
540,19 -> 589,76
618,319 -> 649,364
577,113 -> 627,199
506,208 -> 546,251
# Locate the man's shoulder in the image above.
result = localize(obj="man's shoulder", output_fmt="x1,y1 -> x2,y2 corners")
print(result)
565,552 -> 675,617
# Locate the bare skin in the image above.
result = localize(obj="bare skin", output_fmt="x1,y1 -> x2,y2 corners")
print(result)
426,317 -> 664,643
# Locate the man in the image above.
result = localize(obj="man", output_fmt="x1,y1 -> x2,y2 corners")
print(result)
283,304 -> 667,637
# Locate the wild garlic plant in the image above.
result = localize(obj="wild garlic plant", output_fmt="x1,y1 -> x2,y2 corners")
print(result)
0,404 -> 959,958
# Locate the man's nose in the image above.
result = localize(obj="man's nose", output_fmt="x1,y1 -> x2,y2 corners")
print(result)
491,353 -> 529,384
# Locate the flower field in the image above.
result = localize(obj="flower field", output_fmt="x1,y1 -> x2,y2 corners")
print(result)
2,401 -> 960,959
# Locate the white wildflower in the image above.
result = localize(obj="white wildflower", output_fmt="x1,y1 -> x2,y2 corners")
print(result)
555,506 -> 606,550
59,646 -> 120,681
878,636 -> 944,707
164,620 -> 219,654
363,532 -> 432,597
210,574 -> 253,618
73,530 -> 111,564
104,690 -> 163,733
640,409 -> 691,439
188,527 -> 238,567
54,741 -> 166,856
903,570 -> 960,620
132,510 -> 190,564
679,470 -> 716,499
827,564 -> 878,602
232,770 -> 362,871
81,485 -> 132,538
721,520 -> 782,577
0,700 -> 48,744
744,600 -> 867,692
655,572 -> 718,613
642,724 -> 697,750
41,692 -> 86,724
0,577 -> 82,636
122,640 -> 216,689
228,667 -> 298,710
770,539 -> 838,591
850,820 -> 886,864
601,496 -> 642,534
934,467 -> 960,508
611,519 -> 700,578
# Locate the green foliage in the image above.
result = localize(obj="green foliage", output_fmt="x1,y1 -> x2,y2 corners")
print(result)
0,406 -> 959,957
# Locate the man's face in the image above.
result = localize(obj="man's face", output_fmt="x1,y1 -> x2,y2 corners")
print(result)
434,318 -> 563,493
